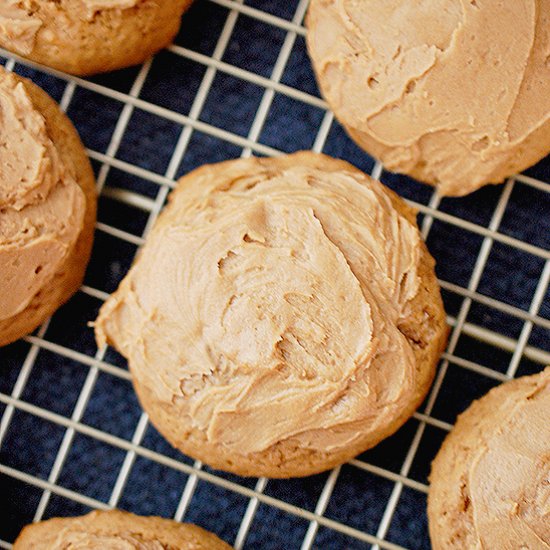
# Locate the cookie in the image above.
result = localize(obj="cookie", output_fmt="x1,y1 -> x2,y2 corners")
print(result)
306,0 -> 550,196
0,0 -> 193,76
0,67 -> 96,347
428,368 -> 550,549
95,152 -> 448,478
13,509 -> 232,549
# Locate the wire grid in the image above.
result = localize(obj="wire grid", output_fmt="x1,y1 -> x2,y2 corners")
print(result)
0,0 -> 549,548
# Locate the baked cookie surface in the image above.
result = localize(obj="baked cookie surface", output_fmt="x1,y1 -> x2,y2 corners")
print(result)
306,0 -> 550,196
0,0 -> 193,76
428,368 -> 550,549
13,509 -> 232,549
95,152 -> 447,478
0,67 -> 96,347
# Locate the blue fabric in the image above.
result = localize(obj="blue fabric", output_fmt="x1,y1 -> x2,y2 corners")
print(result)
1,0 -> 549,548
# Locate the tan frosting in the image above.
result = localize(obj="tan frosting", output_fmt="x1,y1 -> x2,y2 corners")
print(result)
0,69 -> 85,321
0,1 -> 42,55
429,368 -> 550,549
468,373 -> 550,548
307,0 -> 550,196
96,157 -> 432,456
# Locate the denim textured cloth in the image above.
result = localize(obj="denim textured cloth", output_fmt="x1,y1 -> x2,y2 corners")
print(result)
0,1 -> 549,548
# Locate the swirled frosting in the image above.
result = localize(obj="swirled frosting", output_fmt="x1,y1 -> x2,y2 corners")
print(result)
0,68 -> 85,321
307,0 -> 550,196
468,371 -> 549,548
0,1 -> 42,55
429,368 -> 550,549
96,154 -> 443,458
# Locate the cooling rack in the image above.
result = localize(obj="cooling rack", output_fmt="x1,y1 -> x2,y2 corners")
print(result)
1,1 -> 549,548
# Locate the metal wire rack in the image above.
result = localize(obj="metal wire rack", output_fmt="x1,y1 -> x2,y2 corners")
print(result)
0,0 -> 549,548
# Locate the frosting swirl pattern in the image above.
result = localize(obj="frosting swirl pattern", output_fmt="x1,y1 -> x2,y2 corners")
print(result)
96,153 -> 447,476
307,0 -> 550,196
0,69 -> 85,322
429,368 -> 550,549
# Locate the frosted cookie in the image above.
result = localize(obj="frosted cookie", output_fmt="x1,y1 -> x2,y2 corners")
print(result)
0,67 -> 96,347
95,152 -> 448,478
428,368 -> 550,549
0,0 -> 193,76
14,509 -> 232,549
306,0 -> 550,196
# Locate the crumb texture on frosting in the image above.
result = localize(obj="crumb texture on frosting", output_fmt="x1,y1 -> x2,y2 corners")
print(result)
429,368 -> 550,549
0,1 -> 42,54
13,510 -> 231,550
307,0 -> 550,196
96,153 -> 445,467
0,69 -> 85,321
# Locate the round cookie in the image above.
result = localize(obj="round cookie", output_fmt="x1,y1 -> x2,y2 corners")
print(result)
95,152 -> 448,478
428,368 -> 550,549
306,0 -> 550,196
0,67 -> 96,347
14,509 -> 232,549
0,0 -> 193,76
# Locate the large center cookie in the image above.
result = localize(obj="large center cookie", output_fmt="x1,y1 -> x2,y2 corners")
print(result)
95,152 -> 447,477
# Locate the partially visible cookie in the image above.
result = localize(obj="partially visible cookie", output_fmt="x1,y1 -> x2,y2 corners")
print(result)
13,509 -> 232,549
95,151 -> 448,478
0,0 -> 193,76
306,0 -> 550,196
0,66 -> 96,347
428,368 -> 550,549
